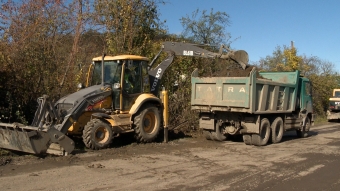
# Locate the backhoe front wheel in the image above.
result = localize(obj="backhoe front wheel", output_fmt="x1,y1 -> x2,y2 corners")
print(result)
83,118 -> 113,150
134,104 -> 161,142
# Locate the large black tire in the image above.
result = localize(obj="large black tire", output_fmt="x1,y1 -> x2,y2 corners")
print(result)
214,123 -> 227,141
134,104 -> 161,143
203,130 -> 213,140
271,117 -> 284,144
242,134 -> 252,145
297,117 -> 310,138
252,118 -> 270,146
82,118 -> 113,150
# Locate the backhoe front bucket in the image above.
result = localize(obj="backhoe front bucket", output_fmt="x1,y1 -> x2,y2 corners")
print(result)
0,123 -> 74,155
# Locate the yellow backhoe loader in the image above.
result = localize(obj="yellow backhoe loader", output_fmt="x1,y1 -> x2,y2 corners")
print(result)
0,42 -> 249,155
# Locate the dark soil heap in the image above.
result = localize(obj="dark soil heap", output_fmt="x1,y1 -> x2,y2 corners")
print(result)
200,58 -> 262,78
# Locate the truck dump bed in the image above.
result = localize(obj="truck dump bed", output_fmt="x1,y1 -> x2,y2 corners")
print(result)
191,68 -> 300,114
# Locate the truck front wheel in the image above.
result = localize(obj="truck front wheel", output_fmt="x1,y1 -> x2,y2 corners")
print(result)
134,104 -> 161,143
252,118 -> 270,146
297,117 -> 310,138
271,117 -> 284,143
213,123 -> 227,141
203,130 -> 213,140
83,118 -> 113,150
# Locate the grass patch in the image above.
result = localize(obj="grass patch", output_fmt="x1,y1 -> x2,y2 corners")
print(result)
314,115 -> 329,125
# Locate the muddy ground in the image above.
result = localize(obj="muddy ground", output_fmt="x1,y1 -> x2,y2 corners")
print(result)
1,123 -> 340,191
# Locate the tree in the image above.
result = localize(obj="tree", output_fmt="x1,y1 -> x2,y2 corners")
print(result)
0,0 -> 93,123
304,58 -> 340,117
257,44 -> 340,117
0,0 -> 168,124
180,8 -> 231,45
257,45 -> 304,72
93,0 -> 164,56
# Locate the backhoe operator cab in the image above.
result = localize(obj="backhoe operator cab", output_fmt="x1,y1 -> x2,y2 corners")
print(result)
89,55 -> 151,111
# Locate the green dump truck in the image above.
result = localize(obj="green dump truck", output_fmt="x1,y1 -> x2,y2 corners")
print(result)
191,68 -> 314,146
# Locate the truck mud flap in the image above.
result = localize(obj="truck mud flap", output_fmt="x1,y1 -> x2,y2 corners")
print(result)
0,123 -> 74,155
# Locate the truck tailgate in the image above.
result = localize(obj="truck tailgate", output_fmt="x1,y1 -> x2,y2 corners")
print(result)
191,77 -> 251,108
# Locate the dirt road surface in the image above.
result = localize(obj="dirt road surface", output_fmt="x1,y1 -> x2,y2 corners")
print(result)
1,122 -> 340,191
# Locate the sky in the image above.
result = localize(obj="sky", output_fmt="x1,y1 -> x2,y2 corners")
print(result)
158,0 -> 340,72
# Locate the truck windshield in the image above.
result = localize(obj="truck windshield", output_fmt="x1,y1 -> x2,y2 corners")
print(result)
91,60 -> 122,85
335,91 -> 340,97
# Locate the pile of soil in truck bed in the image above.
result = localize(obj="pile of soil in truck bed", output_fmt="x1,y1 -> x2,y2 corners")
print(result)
200,58 -> 263,78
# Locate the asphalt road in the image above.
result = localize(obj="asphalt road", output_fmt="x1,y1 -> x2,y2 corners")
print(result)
0,122 -> 340,191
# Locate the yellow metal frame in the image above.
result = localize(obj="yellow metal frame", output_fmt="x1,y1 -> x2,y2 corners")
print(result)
330,89 -> 340,101
67,96 -> 112,134
332,89 -> 340,96
162,90 -> 169,129
129,94 -> 161,115
92,55 -> 149,61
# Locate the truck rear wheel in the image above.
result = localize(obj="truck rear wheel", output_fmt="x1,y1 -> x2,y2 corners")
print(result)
82,118 -> 113,150
252,118 -> 270,146
271,117 -> 284,143
134,104 -> 161,143
297,117 -> 310,138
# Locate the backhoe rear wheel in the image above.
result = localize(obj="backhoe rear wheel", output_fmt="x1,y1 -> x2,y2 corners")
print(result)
134,104 -> 161,143
83,118 -> 113,150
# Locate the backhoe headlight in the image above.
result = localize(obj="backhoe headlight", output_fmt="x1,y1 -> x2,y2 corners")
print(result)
77,83 -> 84,89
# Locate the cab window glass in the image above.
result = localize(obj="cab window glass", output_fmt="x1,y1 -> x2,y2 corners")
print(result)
124,60 -> 142,94
335,91 -> 340,97
141,61 -> 150,93
91,61 -> 121,85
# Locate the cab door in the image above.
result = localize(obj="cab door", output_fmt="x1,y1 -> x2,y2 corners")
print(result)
121,60 -> 143,111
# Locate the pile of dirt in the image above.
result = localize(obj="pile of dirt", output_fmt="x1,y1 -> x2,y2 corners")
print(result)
200,58 -> 263,78
0,156 -> 11,166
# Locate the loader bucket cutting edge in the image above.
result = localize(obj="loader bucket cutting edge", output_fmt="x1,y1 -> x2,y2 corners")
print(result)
0,123 -> 69,155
